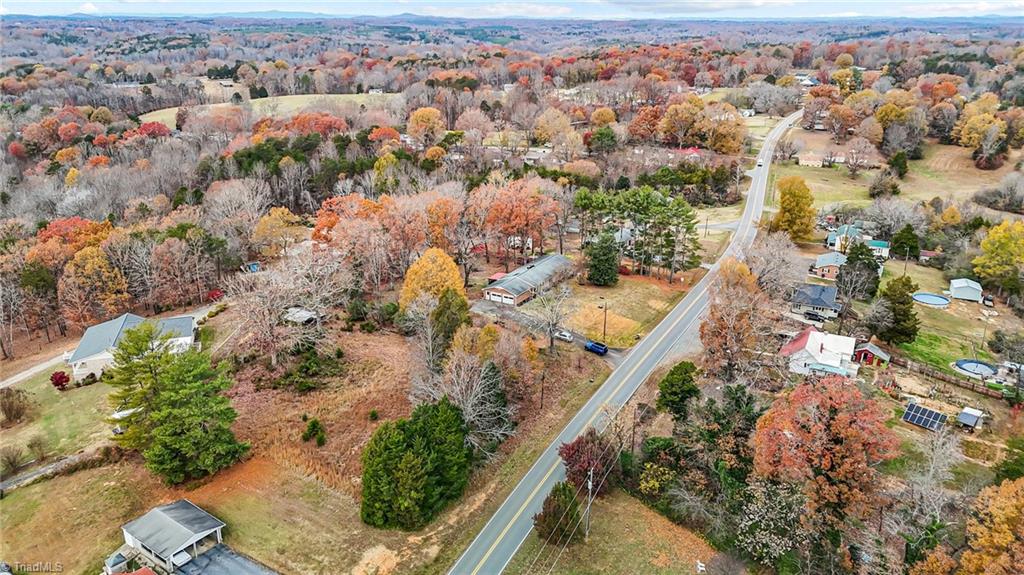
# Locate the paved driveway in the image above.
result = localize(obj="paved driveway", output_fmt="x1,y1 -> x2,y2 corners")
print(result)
176,544 -> 277,575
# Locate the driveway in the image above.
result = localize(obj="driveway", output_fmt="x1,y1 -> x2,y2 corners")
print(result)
176,544 -> 277,575
0,304 -> 217,390
470,299 -> 625,367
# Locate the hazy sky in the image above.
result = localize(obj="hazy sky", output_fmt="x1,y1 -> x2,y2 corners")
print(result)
5,0 -> 1024,19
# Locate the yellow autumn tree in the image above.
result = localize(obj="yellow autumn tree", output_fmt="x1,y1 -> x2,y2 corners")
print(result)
252,207 -> 306,258
772,176 -> 816,241
64,167 -> 80,187
399,247 -> 464,310
533,107 -> 572,145
957,478 -> 1024,575
972,220 -> 1024,294
590,107 -> 616,127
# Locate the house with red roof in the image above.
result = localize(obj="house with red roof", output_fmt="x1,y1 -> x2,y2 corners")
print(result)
780,326 -> 858,377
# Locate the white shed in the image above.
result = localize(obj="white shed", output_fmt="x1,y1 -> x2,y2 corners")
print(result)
949,278 -> 983,302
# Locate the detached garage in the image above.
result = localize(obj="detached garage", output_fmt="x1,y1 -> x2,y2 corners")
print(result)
482,254 -> 572,306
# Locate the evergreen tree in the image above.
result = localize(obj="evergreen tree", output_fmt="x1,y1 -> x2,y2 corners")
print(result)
892,224 -> 921,260
660,197 -> 702,281
889,151 -> 908,178
106,323 -> 177,452
656,360 -> 700,427
142,351 -> 249,484
838,241 -> 881,298
588,126 -> 618,155
431,287 -> 471,355
360,398 -> 471,529
586,232 -> 620,286
875,275 -> 920,344
533,481 -> 582,545
772,176 -> 816,240
994,436 -> 1024,483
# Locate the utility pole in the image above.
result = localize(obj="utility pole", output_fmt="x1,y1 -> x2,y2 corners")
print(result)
598,296 -> 608,342
903,245 -> 910,276
539,372 -> 546,410
704,215 -> 709,238
585,467 -> 594,542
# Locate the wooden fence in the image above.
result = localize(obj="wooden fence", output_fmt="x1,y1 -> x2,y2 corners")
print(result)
890,356 -> 1004,399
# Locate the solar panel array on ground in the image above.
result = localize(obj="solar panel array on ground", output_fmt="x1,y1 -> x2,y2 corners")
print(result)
903,402 -> 947,432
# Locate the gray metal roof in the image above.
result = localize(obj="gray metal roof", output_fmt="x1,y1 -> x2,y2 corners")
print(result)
957,407 -> 985,428
815,252 -> 847,268
790,283 -> 840,310
485,254 -> 572,297
950,278 -> 982,291
123,500 -> 225,560
69,313 -> 194,363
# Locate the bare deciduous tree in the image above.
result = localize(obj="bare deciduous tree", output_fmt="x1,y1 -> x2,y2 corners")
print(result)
742,231 -> 806,300
412,349 -> 515,456
844,137 -> 874,178
528,286 -> 573,351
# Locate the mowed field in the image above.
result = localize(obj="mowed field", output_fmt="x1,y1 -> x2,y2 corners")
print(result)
140,93 -> 399,128
780,128 -> 1021,210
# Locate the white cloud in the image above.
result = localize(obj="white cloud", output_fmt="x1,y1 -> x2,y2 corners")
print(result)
418,2 -> 573,17
604,0 -> 800,13
921,0 -> 1024,13
78,2 -> 99,12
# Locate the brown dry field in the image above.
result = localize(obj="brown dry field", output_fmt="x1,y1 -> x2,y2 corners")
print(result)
1,315 -> 613,575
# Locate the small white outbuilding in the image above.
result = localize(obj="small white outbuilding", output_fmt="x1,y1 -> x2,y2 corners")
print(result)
949,278 -> 983,302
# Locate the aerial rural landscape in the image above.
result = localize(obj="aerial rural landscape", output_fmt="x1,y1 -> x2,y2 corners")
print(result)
1,2 -> 1023,574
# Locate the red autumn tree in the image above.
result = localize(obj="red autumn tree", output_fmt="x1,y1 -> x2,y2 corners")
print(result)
558,427 -> 618,498
753,375 -> 898,533
50,370 -> 70,391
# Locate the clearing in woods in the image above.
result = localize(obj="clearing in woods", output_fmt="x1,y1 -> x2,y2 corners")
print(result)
140,93 -> 399,128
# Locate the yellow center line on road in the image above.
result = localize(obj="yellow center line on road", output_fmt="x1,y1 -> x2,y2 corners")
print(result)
467,283 -> 710,575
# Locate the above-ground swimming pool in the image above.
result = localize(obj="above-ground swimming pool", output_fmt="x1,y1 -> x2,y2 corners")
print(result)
913,292 -> 951,308
954,359 -> 997,379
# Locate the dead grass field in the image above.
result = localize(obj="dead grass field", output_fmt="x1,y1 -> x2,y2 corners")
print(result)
779,129 -> 1022,210
140,93 -> 399,128
504,490 -> 733,575
0,323 -> 614,575
551,274 -> 696,348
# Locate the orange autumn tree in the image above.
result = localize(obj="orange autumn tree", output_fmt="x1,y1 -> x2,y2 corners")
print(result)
699,258 -> 765,383
753,376 -> 898,538
407,107 -> 445,147
484,178 -> 558,269
57,246 -> 131,328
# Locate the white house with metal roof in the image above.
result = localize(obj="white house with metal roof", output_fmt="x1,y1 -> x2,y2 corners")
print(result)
949,278 -> 983,302
482,254 -> 573,306
119,500 -> 224,572
65,313 -> 195,381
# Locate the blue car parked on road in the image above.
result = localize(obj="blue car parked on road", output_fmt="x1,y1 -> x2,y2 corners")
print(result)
584,340 -> 609,355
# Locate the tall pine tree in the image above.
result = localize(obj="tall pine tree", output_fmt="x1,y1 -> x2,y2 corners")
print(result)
586,232 -> 620,286
875,275 -> 920,344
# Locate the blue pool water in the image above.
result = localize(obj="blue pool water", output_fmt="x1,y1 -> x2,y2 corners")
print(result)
954,359 -> 997,378
913,292 -> 951,308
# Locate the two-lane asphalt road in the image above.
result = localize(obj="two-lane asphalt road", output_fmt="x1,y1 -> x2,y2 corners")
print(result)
448,111 -> 802,575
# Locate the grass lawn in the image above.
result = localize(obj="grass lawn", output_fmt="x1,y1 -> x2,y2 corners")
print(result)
700,88 -> 737,103
140,93 -> 399,128
543,275 -> 690,348
899,143 -> 1020,204
745,115 -> 781,139
771,162 -> 872,208
504,491 -> 729,575
0,365 -> 112,462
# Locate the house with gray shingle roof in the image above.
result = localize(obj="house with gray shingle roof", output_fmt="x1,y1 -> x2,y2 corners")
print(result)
482,254 -> 573,306
790,283 -> 842,319
66,313 -> 195,381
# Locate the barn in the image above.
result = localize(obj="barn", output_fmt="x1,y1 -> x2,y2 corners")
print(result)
854,342 -> 891,366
